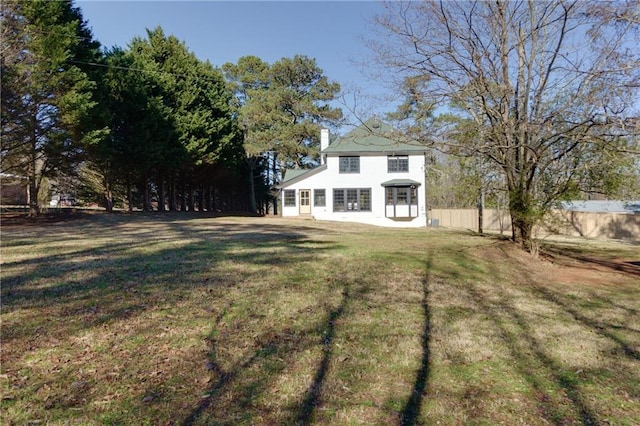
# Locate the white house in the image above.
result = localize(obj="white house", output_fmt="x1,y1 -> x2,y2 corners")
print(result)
280,119 -> 430,228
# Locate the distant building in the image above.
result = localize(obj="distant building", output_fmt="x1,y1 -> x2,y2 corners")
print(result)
560,200 -> 640,214
0,173 -> 29,205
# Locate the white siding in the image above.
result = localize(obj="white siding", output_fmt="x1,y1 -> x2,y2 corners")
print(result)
282,153 -> 428,228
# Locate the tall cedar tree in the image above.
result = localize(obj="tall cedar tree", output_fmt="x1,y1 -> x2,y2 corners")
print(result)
86,47 -> 169,211
125,27 -> 240,212
88,28 -> 242,212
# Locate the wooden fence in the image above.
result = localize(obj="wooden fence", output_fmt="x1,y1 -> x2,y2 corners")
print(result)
429,208 -> 640,242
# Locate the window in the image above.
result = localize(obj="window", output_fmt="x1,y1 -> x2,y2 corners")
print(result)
284,189 -> 296,207
314,189 -> 326,207
333,188 -> 371,212
339,156 -> 360,173
388,155 -> 409,172
386,186 -> 418,206
385,186 -> 418,218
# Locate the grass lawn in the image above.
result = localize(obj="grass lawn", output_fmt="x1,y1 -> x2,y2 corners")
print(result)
1,212 -> 639,425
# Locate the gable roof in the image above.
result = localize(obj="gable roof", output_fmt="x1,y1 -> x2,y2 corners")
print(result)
280,164 -> 327,187
323,118 -> 427,154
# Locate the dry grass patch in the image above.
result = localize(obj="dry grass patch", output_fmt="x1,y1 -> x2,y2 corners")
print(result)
2,213 -> 639,425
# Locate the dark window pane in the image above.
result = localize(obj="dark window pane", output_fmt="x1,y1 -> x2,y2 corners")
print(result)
300,191 -> 310,206
314,189 -> 326,207
339,156 -> 360,173
386,187 -> 394,205
359,189 -> 371,211
284,190 -> 296,207
397,187 -> 408,205
333,188 -> 371,212
333,189 -> 345,211
410,186 -> 417,205
388,155 -> 409,172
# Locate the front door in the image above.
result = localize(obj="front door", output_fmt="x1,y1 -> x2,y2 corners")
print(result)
299,189 -> 311,214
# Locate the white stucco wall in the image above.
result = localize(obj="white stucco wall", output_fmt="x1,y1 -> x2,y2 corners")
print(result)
282,153 -> 428,228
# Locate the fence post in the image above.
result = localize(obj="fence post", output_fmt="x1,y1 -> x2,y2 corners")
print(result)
477,188 -> 484,234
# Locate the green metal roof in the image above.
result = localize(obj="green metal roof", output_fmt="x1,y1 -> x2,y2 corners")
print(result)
281,164 -> 327,185
323,118 -> 427,154
380,179 -> 422,187
282,168 -> 309,182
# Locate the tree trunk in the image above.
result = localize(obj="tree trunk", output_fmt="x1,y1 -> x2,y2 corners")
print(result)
28,177 -> 38,218
158,177 -> 166,212
180,179 -> 187,211
143,178 -> 152,211
477,187 -> 484,235
198,184 -> 204,211
102,173 -> 114,212
168,179 -> 176,211
28,115 -> 39,218
204,185 -> 211,212
126,178 -> 133,212
508,187 -> 534,251
272,154 -> 279,216
248,164 -> 257,213
511,213 -> 533,251
187,180 -> 194,211
104,191 -> 113,212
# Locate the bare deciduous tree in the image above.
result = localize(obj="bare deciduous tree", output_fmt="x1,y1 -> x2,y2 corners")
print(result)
372,0 -> 640,250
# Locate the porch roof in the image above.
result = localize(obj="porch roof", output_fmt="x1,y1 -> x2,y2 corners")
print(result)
381,179 -> 422,187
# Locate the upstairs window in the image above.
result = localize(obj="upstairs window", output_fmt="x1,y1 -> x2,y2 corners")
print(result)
339,156 -> 360,173
388,155 -> 409,173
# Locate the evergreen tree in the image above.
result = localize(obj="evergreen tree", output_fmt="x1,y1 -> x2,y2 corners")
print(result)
127,27 -> 241,212
224,55 -> 342,213
1,0 -> 102,216
223,56 -> 272,213
87,27 -> 244,212
85,47 -> 169,211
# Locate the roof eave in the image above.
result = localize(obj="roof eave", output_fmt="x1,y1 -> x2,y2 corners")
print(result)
322,148 -> 429,155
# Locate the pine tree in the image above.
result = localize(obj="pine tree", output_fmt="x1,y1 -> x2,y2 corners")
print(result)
224,55 -> 342,213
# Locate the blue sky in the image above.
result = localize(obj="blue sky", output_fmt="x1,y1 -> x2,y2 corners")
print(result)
76,1 -> 394,125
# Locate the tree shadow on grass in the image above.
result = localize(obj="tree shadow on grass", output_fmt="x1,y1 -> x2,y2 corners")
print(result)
181,319 -> 320,426
2,215 -> 339,310
399,256 -> 432,426
181,284 -> 358,426
468,281 -> 600,424
295,289 -> 349,425
180,259 -> 382,426
529,285 -> 639,362
428,236 -> 640,424
2,214 -> 347,422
